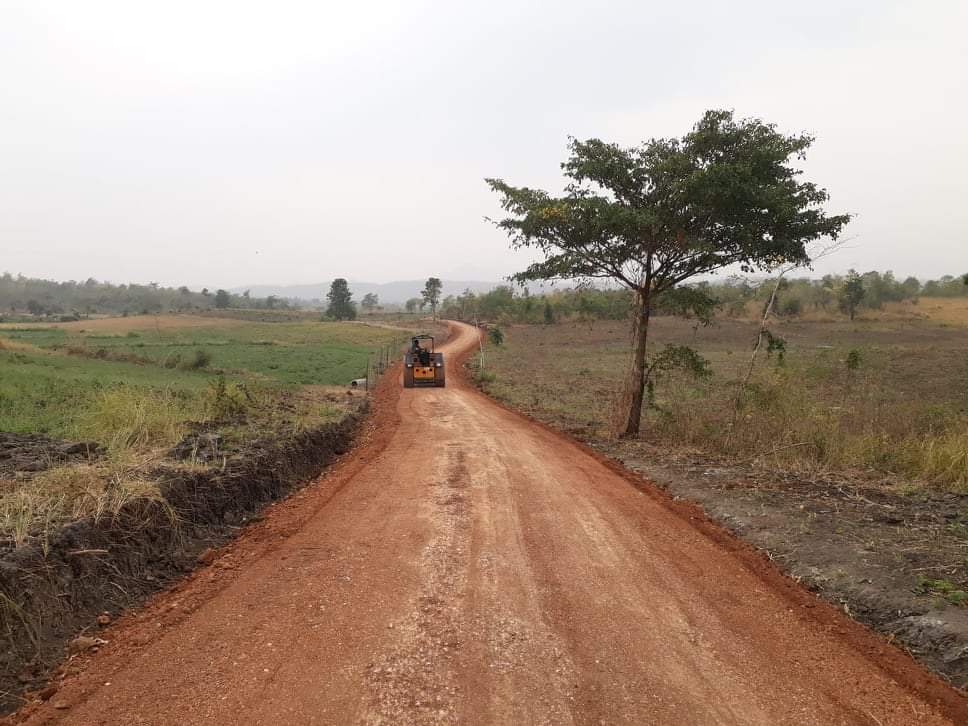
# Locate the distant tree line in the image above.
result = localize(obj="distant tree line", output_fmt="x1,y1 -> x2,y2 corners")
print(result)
436,270 -> 968,326
706,270 -> 968,320
0,272 -> 292,320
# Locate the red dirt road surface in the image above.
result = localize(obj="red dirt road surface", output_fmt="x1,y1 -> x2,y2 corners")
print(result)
11,322 -> 966,725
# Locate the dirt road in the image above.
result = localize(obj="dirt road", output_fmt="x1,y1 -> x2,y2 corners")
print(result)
14,322 -> 966,725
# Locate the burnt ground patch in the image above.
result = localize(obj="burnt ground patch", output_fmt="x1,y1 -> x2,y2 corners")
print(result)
0,408 -> 364,712
0,434 -> 102,479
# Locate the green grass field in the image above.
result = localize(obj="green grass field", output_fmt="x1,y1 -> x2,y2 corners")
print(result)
0,316 -> 410,439
0,314 -> 420,545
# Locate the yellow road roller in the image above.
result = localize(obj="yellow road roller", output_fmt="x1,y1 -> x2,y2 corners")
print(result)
403,335 -> 445,388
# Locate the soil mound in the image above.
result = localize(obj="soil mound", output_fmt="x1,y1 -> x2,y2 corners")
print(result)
0,433 -> 102,478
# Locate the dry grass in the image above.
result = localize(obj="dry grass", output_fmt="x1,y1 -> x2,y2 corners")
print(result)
79,387 -> 200,453
482,317 -> 968,492
0,458 -> 176,548
724,296 -> 968,326
888,298 -> 968,325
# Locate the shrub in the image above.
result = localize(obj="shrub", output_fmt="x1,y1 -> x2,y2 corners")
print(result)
179,349 -> 212,370
780,298 -> 802,317
845,349 -> 862,371
203,374 -> 247,421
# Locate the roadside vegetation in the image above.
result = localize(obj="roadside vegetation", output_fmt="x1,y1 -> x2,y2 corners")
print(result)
0,314 -> 411,546
478,313 -> 968,491
474,310 -> 968,685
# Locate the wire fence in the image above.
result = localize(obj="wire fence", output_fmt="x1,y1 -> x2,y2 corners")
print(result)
363,334 -> 412,391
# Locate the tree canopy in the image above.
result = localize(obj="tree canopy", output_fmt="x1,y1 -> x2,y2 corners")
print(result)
487,109 -> 850,435
422,277 -> 442,319
838,270 -> 865,320
361,292 -> 379,313
326,278 -> 356,320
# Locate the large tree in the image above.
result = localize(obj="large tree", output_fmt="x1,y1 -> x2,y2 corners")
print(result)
487,110 -> 850,436
422,277 -> 443,320
326,278 -> 356,320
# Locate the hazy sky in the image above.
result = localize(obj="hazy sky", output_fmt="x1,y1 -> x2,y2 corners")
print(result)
2,1 -> 965,289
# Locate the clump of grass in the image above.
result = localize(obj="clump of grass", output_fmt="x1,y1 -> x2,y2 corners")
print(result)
179,349 -> 212,370
903,433 -> 968,489
61,344 -> 152,366
80,386 -> 197,452
289,403 -> 344,433
914,576 -> 968,606
201,374 -> 248,422
0,459 -> 177,547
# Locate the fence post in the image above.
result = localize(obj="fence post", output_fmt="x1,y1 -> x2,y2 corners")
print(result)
479,324 -> 485,373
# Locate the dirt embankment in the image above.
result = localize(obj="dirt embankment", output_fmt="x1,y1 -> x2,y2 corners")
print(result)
0,434 -> 102,478
0,409 -> 364,713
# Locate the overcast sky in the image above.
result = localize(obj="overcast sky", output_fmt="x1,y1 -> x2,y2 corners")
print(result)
1,1 -> 965,289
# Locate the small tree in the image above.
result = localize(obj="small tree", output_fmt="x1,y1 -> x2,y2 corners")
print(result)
543,300 -> 555,324
361,292 -> 379,314
838,270 -> 865,320
266,295 -> 278,309
214,289 -> 231,309
488,109 -> 849,435
326,278 -> 356,320
422,277 -> 443,320
405,297 -> 421,314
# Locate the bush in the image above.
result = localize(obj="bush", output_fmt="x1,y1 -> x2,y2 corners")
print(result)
179,349 -> 212,370
845,349 -> 862,371
203,374 -> 248,421
780,298 -> 802,317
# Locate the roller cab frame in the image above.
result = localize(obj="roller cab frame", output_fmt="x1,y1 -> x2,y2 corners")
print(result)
403,335 -> 445,388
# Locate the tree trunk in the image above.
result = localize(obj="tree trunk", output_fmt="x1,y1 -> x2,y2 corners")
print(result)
622,287 -> 652,437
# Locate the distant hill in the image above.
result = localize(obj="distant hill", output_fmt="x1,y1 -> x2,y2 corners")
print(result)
232,280 -> 503,305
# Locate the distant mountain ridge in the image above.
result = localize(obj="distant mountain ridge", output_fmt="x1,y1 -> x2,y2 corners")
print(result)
232,280 -> 503,305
